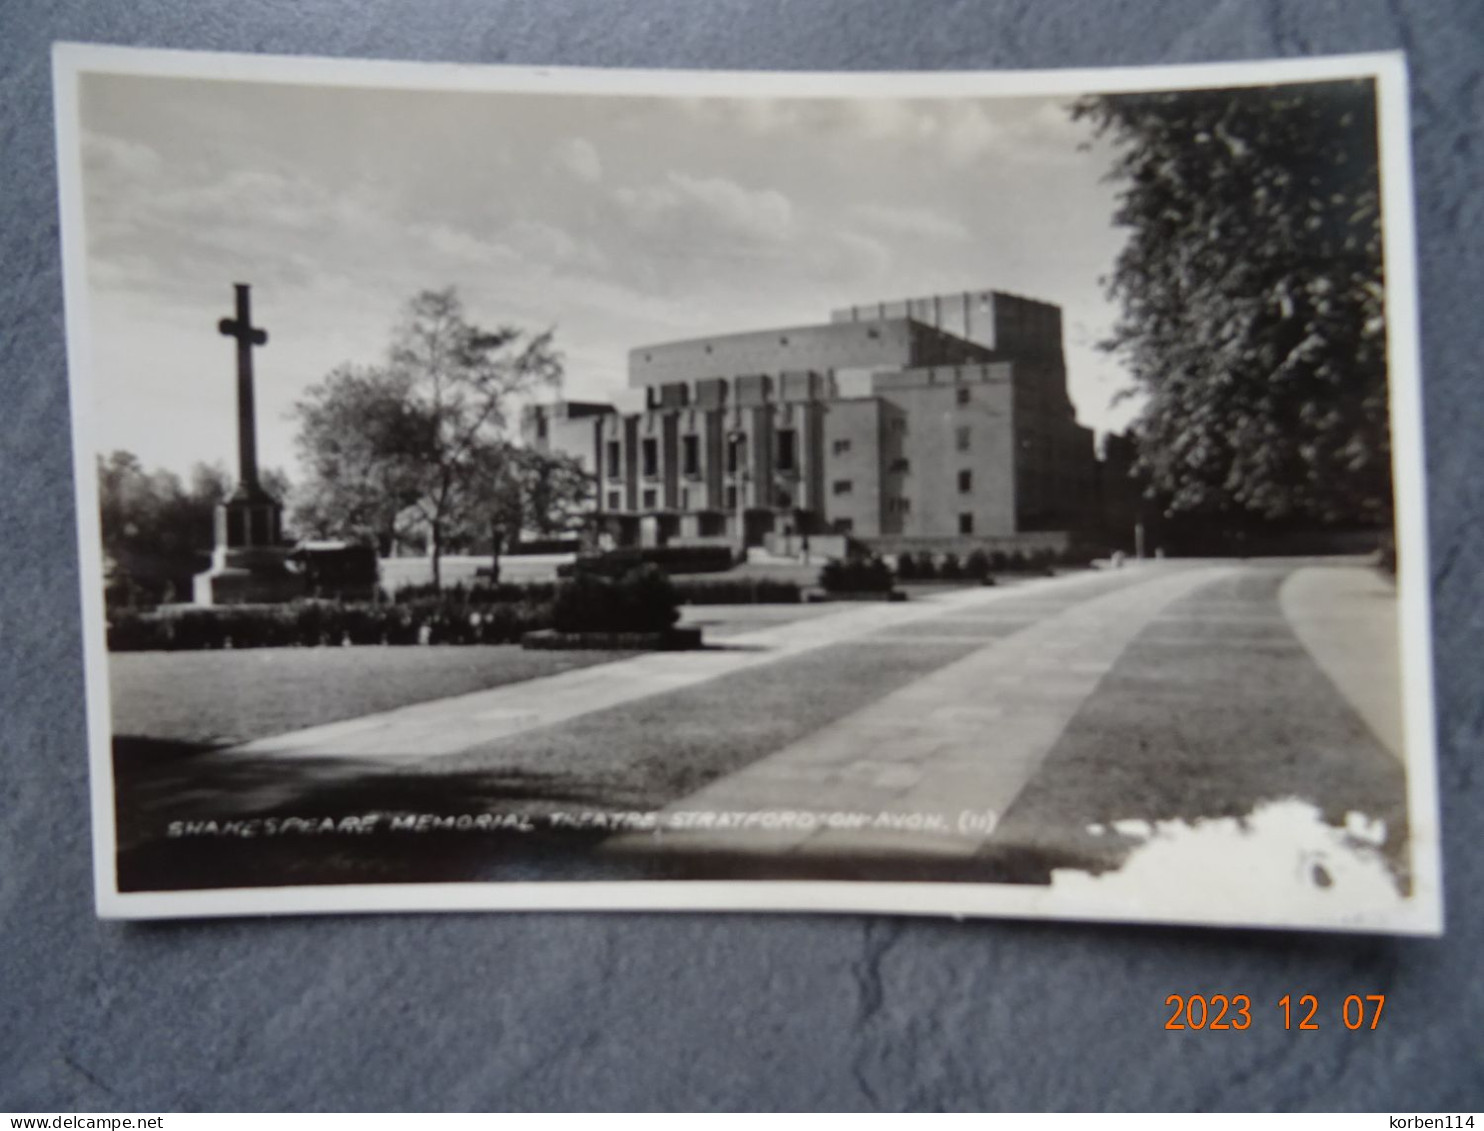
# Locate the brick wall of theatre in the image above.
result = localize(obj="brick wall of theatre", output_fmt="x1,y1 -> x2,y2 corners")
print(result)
871,365 -> 1018,539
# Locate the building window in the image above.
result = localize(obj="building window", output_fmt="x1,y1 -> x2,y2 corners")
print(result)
833,479 -> 853,496
642,488 -> 658,510
776,489 -> 792,509
832,438 -> 852,456
776,429 -> 797,472
888,497 -> 912,515
642,438 -> 658,479
956,426 -> 971,452
606,441 -> 621,479
727,434 -> 745,474
958,469 -> 973,493
607,490 -> 621,511
681,487 -> 690,511
833,518 -> 855,533
891,458 -> 910,474
959,513 -> 974,535
682,434 -> 700,477
957,387 -> 971,405
890,418 -> 907,434
725,484 -> 737,510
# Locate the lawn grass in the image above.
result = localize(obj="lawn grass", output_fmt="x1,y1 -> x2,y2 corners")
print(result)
990,567 -> 1411,878
430,637 -> 984,809
112,636 -> 988,891
110,645 -> 633,748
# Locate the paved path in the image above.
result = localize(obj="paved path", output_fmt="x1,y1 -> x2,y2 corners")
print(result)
1280,565 -> 1403,759
608,564 -> 1234,860
222,569 -> 1129,764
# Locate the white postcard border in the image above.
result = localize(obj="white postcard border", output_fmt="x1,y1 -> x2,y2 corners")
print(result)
51,43 -> 1442,933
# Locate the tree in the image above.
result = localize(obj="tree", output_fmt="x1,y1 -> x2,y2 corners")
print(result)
292,288 -> 563,586
1076,80 -> 1391,527
292,364 -> 431,554
97,451 -> 291,605
482,446 -> 595,550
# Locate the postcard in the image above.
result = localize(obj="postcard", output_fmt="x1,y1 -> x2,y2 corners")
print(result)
53,43 -> 1440,931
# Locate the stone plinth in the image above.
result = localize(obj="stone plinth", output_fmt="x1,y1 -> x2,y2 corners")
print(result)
192,490 -> 303,606
192,546 -> 305,606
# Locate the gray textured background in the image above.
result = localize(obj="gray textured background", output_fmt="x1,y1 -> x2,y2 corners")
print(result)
2,0 -> 1480,1112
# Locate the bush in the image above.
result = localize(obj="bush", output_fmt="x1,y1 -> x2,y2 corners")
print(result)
552,564 -> 680,634
894,552 -> 918,581
915,552 -> 938,581
819,555 -> 895,594
673,578 -> 802,605
965,549 -> 991,581
940,552 -> 963,580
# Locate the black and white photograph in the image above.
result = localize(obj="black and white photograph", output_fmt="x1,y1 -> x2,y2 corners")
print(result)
55,45 -> 1440,931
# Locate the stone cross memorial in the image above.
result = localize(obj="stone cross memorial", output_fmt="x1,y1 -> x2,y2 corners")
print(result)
216,283 -> 281,547
192,283 -> 302,605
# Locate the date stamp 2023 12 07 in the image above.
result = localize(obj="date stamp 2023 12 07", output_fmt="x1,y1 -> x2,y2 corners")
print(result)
1163,993 -> 1389,1031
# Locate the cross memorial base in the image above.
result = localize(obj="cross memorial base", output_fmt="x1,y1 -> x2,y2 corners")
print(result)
191,496 -> 304,606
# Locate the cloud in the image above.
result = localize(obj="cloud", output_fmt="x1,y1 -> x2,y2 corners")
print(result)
503,218 -> 605,270
555,137 -> 603,182
849,202 -> 968,241
417,222 -> 520,267
614,171 -> 794,243
81,132 -> 162,181
842,98 -> 1088,167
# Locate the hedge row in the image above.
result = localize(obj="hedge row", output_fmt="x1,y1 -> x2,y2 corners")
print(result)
896,549 -> 992,581
894,545 -> 1095,579
107,566 -> 682,652
396,575 -> 801,609
107,599 -> 555,652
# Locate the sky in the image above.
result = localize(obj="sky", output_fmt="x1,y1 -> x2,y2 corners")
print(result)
77,71 -> 1140,482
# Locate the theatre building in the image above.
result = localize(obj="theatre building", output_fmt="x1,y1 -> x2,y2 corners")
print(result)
526,289 -> 1102,554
